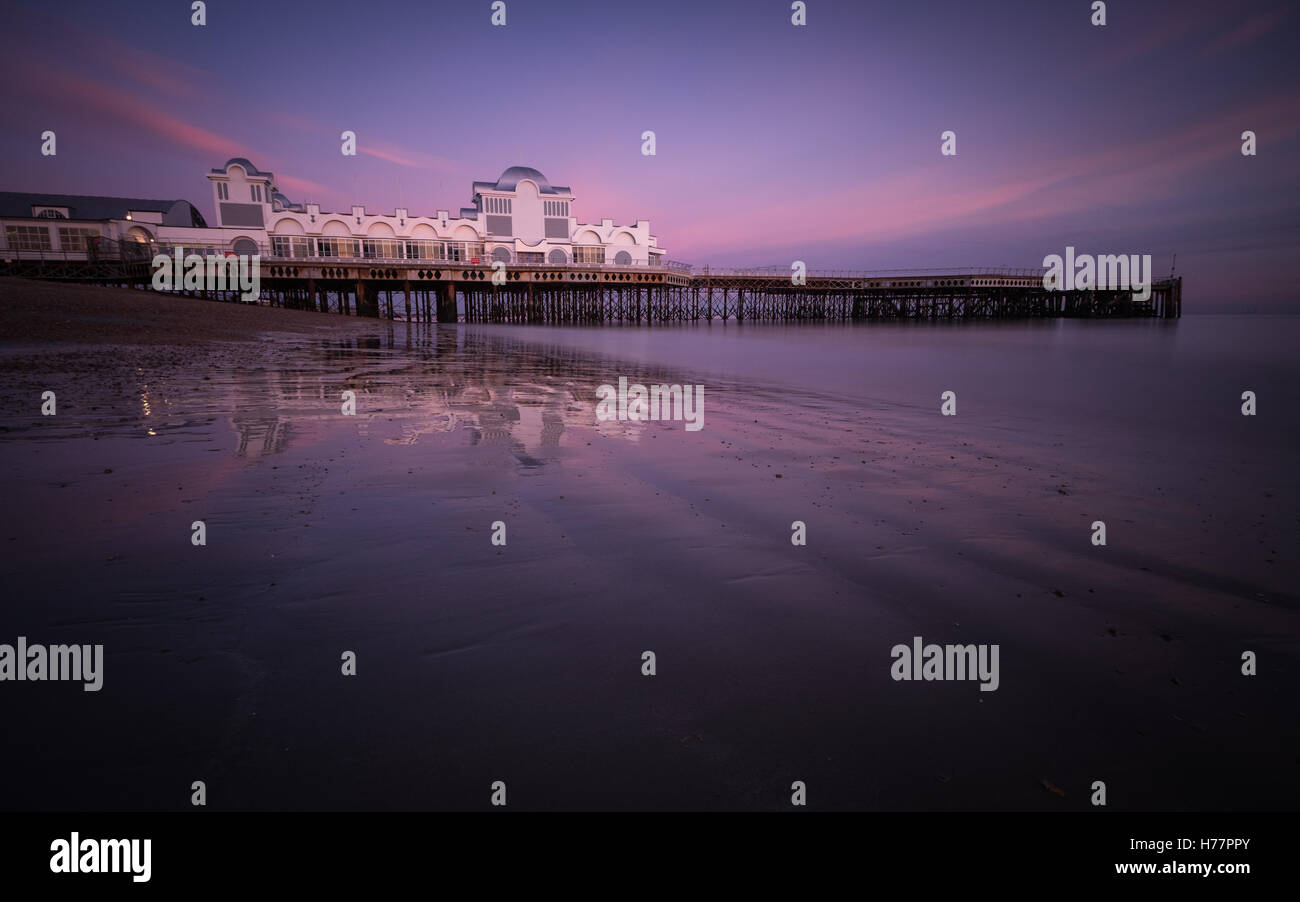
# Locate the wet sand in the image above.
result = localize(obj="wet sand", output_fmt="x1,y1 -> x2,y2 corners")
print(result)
1,281 -> 1296,810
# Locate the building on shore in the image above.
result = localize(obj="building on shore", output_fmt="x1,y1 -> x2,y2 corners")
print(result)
0,159 -> 666,267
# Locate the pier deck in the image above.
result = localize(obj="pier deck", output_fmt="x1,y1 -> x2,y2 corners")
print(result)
0,246 -> 1182,322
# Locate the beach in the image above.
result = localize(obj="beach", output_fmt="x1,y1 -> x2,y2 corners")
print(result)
1,279 -> 1296,810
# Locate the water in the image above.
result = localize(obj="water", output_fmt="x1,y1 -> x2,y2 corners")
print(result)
1,314 -> 1296,810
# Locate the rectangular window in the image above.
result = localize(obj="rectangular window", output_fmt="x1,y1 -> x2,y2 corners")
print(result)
574,246 -> 605,264
57,227 -> 98,252
316,237 -> 358,258
272,236 -> 309,257
362,239 -> 402,259
404,241 -> 444,260
517,252 -> 543,265
5,225 -> 52,251
445,242 -> 484,262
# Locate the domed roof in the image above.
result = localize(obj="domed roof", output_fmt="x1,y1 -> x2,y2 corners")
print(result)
211,157 -> 272,177
473,166 -> 570,196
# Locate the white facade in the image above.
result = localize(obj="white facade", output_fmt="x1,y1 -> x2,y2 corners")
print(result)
1,160 -> 668,267
210,159 -> 665,266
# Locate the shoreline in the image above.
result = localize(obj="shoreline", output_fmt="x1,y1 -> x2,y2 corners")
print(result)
0,277 -> 382,347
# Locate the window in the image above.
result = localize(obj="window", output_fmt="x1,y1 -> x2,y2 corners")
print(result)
251,184 -> 264,202
316,237 -> 357,258
543,201 -> 570,217
404,241 -> 444,260
5,225 -> 51,251
362,239 -> 402,259
517,252 -> 543,265
445,241 -> 485,262
37,209 -> 67,219
216,183 -> 229,200
573,246 -> 605,264
269,237 -> 310,258
484,196 -> 512,215
57,227 -> 99,252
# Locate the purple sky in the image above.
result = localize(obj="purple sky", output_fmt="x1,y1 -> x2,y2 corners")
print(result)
2,0 -> 1297,308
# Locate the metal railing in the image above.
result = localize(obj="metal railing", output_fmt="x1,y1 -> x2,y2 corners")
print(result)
692,265 -> 1047,278
1,236 -> 155,264
4,238 -> 1059,282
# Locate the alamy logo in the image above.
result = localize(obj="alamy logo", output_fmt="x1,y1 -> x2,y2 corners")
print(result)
596,376 -> 704,432
1042,247 -> 1153,302
50,833 -> 150,882
890,636 -> 1000,692
152,249 -> 261,302
0,637 -> 103,691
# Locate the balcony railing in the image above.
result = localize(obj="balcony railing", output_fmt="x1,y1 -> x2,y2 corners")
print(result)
2,240 -> 1052,282
0,236 -> 156,263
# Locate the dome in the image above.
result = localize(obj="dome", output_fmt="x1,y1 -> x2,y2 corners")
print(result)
473,166 -> 570,196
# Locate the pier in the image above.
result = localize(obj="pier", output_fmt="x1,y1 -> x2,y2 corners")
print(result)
1,161 -> 1182,323
0,243 -> 1182,322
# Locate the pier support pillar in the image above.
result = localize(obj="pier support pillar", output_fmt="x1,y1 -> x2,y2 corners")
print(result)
438,282 -> 458,323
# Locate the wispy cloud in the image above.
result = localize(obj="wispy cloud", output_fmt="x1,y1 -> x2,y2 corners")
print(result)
667,91 -> 1300,260
357,138 -> 460,172
31,69 -> 251,160
1202,7 -> 1292,56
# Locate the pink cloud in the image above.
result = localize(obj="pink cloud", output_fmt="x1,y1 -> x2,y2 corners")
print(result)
1202,7 -> 1291,56
273,174 -> 340,205
35,70 -> 251,160
665,92 -> 1300,261
357,138 -> 460,172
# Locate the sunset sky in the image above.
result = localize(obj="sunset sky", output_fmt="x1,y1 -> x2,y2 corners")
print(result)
1,0 -> 1296,308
